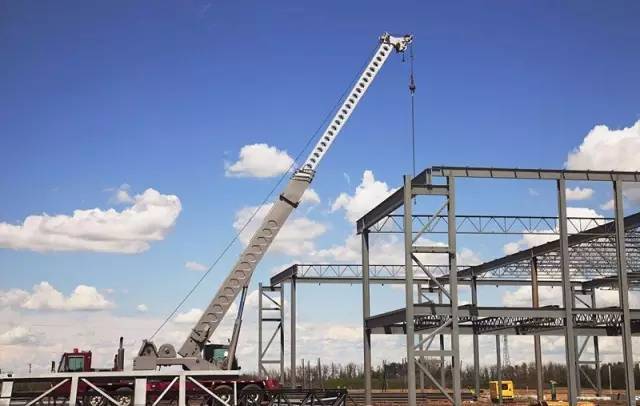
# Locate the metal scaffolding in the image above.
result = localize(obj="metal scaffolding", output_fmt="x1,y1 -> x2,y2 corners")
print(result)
357,166 -> 640,406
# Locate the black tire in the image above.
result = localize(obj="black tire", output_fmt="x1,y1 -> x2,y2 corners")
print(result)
240,384 -> 263,406
208,384 -> 233,406
83,391 -> 106,406
114,387 -> 134,406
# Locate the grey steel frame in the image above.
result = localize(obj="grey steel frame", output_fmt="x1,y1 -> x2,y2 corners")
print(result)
357,166 -> 640,406
257,283 -> 285,382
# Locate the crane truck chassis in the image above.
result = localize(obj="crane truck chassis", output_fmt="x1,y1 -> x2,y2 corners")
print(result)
0,32 -> 412,406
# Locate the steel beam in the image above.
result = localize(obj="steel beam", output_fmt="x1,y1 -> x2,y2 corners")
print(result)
430,166 -> 640,181
558,179 -> 578,405
496,335 -> 503,405
448,176 -> 462,405
531,256 -> 544,402
362,231 -> 372,406
403,175 -> 417,406
290,277 -> 297,388
471,277 -> 480,397
614,180 -> 635,402
455,212 -> 640,279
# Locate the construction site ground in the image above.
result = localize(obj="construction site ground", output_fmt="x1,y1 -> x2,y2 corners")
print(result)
346,388 -> 634,405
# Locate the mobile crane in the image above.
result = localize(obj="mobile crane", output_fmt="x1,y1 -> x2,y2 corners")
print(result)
134,32 -> 413,372
2,32 -> 413,406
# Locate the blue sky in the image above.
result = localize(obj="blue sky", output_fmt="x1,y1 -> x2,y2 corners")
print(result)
2,1 -> 640,372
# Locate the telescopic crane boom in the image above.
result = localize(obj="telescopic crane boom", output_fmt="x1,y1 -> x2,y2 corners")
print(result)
134,32 -> 413,371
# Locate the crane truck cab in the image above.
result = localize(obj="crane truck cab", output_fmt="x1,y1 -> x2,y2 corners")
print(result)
57,348 -> 93,372
204,343 -> 239,370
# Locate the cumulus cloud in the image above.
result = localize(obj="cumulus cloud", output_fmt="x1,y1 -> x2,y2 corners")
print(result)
331,170 -> 396,223
503,286 -> 640,309
600,199 -> 615,210
503,207 -> 605,255
565,186 -> 594,201
312,233 -> 481,270
0,188 -> 181,254
136,304 -> 148,312
225,143 -> 294,178
300,188 -> 321,205
233,204 -> 326,256
566,120 -> 640,203
174,308 -> 204,324
503,285 -> 563,307
0,326 -> 38,345
0,282 -> 113,311
108,184 -> 134,204
185,261 -> 208,272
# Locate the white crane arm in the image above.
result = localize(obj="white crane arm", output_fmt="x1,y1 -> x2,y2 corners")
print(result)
133,32 -> 412,371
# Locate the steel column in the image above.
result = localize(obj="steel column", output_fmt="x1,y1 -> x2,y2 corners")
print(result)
418,283 -> 425,392
558,179 -> 578,405
258,283 -> 264,374
471,276 -> 480,397
362,230 -> 372,406
572,288 -> 582,396
614,179 -> 635,403
448,176 -> 462,405
531,256 -> 544,401
291,277 -> 297,388
439,289 -> 445,388
403,175 -> 417,406
496,335 -> 503,405
591,290 -> 602,396
280,286 -> 285,383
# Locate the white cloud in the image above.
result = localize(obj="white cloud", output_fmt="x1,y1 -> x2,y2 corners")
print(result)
600,199 -> 615,210
502,207 -> 605,255
528,188 -> 540,197
312,234 -> 481,269
566,120 -> 640,203
174,308 -> 204,324
331,170 -> 396,223
503,286 -> 640,309
185,261 -> 208,272
225,143 -> 294,178
0,326 -> 38,345
300,188 -> 321,205
136,304 -> 148,312
565,186 -> 594,201
0,282 -> 113,311
109,184 -> 134,204
0,188 -> 181,254
233,204 -> 326,256
502,286 -> 563,307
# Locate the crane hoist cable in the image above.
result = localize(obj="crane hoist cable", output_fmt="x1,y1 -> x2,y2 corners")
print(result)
149,43 -> 383,341
408,43 -> 417,178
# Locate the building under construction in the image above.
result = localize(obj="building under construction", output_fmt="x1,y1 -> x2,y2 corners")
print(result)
2,28 -> 639,406
261,166 -> 640,405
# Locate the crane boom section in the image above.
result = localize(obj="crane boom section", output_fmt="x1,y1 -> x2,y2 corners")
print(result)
297,33 -> 412,176
179,32 -> 412,360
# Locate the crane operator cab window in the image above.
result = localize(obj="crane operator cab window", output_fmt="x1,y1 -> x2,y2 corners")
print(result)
58,355 -> 85,372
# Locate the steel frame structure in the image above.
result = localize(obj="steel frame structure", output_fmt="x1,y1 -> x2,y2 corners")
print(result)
258,283 -> 285,382
357,166 -> 640,406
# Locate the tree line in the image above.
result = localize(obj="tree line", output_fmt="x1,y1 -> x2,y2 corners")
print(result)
262,359 -> 640,390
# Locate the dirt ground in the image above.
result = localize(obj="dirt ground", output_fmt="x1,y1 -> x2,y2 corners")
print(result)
353,387 -> 634,405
